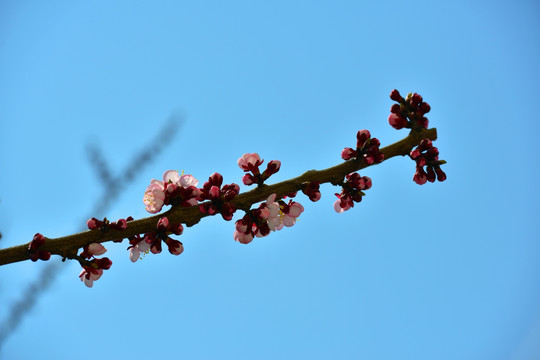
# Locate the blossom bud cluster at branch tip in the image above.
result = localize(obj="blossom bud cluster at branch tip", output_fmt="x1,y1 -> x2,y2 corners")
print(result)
388,89 -> 431,130
388,90 -> 447,185
238,153 -> 281,186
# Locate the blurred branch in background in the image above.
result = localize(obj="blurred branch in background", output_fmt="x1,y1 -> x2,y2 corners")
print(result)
0,114 -> 183,349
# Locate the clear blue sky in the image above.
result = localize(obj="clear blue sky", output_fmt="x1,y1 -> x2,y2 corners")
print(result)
1,1 -> 539,359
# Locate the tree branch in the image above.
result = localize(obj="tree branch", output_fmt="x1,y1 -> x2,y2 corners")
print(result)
0,128 -> 436,267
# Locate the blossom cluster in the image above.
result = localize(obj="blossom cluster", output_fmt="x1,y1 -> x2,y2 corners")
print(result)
233,194 -> 304,244
334,172 -> 372,213
78,243 -> 112,288
87,217 -> 128,233
197,173 -> 240,221
410,139 -> 447,185
143,170 -> 199,214
28,233 -> 51,262
238,153 -> 281,186
387,89 -> 447,185
388,89 -> 431,130
341,129 -> 384,165
128,216 -> 184,262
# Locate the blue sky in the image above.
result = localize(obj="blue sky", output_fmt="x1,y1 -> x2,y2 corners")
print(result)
0,1 -> 539,359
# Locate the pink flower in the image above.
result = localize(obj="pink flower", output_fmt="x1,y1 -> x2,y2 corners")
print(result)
179,174 -> 198,187
129,240 -> 150,263
144,171 -> 199,213
143,181 -> 166,213
79,268 -> 103,288
234,230 -> 254,244
237,153 -> 263,172
334,198 -> 353,213
282,202 -> 304,227
265,194 -> 282,231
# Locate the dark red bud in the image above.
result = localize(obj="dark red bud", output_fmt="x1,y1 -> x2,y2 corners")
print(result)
390,89 -> 402,102
208,173 -> 223,187
435,167 -> 447,182
356,130 -> 371,148
87,218 -> 103,230
426,167 -> 436,182
419,102 -> 431,114
410,93 -> 423,107
96,257 -> 112,270
388,113 -> 407,130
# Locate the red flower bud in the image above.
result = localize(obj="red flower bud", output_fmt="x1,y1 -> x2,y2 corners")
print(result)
390,104 -> 401,114
388,113 -> 407,130
390,89 -> 402,102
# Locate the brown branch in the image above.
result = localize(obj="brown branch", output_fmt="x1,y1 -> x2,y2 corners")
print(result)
0,128 -> 437,267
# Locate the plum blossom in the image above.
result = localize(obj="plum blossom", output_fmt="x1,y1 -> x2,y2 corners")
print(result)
265,194 -> 282,231
143,181 -> 166,214
238,153 -> 281,186
79,268 -> 103,288
333,195 -> 354,213
144,170 -> 199,213
238,153 -> 264,173
78,257 -> 111,288
281,201 -> 304,227
334,173 -> 372,213
233,194 -> 304,243
129,240 -> 150,262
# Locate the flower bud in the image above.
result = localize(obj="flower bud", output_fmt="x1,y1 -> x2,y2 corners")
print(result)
390,89 -> 402,102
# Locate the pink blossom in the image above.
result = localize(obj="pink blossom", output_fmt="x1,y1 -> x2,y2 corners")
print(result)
282,202 -> 304,227
234,230 -> 254,244
334,199 -> 353,213
144,171 -> 199,214
237,153 -> 263,172
163,170 -> 180,184
143,182 -> 166,213
265,194 -> 282,231
79,268 -> 103,288
179,174 -> 198,187
129,240 -> 150,263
